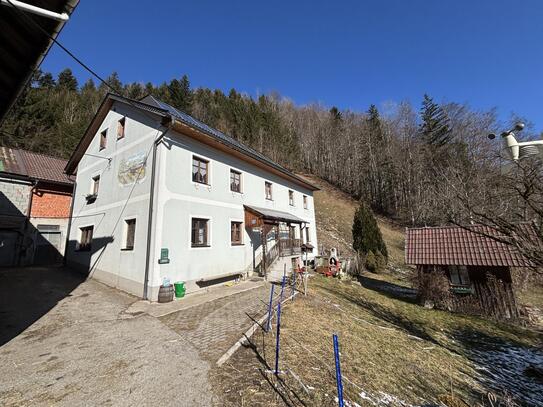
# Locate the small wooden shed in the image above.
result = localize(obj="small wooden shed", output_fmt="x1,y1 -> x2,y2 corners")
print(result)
405,225 -> 530,320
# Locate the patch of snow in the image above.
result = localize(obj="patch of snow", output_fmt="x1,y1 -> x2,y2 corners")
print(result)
469,343 -> 543,406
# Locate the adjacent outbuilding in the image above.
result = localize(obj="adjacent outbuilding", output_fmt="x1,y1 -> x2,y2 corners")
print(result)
0,147 -> 73,266
405,224 -> 531,320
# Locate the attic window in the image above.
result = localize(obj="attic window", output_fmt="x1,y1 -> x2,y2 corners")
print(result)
265,182 -> 273,200
117,117 -> 125,140
100,129 -> 107,150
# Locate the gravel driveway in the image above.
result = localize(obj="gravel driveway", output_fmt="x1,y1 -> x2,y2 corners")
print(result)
0,267 -> 211,406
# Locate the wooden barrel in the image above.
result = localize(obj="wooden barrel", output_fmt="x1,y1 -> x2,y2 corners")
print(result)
158,285 -> 174,303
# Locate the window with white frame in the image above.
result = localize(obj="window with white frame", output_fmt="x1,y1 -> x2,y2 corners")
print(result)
303,195 -> 308,209
289,190 -> 295,206
230,169 -> 241,193
231,221 -> 243,245
191,218 -> 209,247
100,129 -> 107,150
123,219 -> 136,250
78,226 -> 93,251
117,117 -> 125,140
192,156 -> 209,184
92,175 -> 100,196
265,181 -> 273,200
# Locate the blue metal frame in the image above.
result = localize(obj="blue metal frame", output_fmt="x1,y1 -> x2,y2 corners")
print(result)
275,302 -> 282,375
333,334 -> 344,407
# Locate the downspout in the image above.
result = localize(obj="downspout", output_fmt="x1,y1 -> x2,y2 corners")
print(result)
143,120 -> 172,300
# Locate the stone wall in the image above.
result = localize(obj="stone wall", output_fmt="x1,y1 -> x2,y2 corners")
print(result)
0,179 -> 32,220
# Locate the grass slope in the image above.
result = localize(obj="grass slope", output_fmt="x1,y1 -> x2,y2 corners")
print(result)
300,174 -> 405,266
211,176 -> 543,406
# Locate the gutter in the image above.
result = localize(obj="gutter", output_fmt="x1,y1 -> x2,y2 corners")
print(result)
142,119 -> 173,300
1,0 -> 70,21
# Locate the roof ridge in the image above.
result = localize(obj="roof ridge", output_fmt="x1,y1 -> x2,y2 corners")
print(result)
407,224 -> 485,231
17,148 -> 68,162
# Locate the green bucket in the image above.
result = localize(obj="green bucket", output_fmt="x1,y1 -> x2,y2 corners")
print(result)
174,281 -> 186,298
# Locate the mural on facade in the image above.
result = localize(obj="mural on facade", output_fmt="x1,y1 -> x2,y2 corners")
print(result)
118,152 -> 147,185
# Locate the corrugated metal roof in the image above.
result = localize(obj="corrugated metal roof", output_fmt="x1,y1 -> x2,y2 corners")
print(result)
244,205 -> 308,224
0,147 -> 72,185
405,225 -> 529,267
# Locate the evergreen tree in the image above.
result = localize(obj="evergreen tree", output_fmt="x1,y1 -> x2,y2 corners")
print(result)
81,78 -> 96,93
101,72 -> 123,94
352,201 -> 388,261
57,68 -> 78,91
419,94 -> 451,146
125,82 -> 145,100
330,106 -> 342,122
167,74 -> 192,113
37,72 -> 56,89
367,104 -> 383,142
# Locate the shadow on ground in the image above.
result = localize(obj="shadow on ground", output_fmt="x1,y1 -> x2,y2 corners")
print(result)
358,274 -> 417,303
0,266 -> 86,346
321,279 -> 439,345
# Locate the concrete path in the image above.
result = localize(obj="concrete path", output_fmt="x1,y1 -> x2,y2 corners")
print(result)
0,267 -> 211,407
126,277 -> 265,318
159,283 -> 274,363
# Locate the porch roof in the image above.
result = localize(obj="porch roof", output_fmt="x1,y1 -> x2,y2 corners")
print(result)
244,205 -> 308,224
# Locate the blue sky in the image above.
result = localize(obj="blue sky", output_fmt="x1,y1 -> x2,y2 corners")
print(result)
43,0 -> 543,131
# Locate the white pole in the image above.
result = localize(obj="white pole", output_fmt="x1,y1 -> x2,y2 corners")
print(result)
1,0 -> 70,22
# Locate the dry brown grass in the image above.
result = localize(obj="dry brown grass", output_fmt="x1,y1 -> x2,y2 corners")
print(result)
211,275 -> 540,406
299,174 -> 406,267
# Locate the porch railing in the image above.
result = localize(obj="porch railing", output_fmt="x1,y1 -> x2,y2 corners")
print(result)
279,238 -> 301,257
265,241 -> 279,268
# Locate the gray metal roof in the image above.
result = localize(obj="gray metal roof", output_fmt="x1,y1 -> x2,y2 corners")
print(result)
65,93 -> 318,191
140,95 -> 317,190
244,205 -> 308,224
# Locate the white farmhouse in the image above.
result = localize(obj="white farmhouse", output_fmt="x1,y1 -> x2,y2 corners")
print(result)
64,94 -> 319,300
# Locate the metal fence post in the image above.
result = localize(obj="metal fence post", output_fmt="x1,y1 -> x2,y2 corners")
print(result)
266,283 -> 275,332
291,270 -> 296,300
279,273 -> 286,303
275,302 -> 282,375
333,334 -> 344,407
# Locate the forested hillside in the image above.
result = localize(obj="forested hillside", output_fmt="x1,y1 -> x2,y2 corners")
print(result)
1,69 -> 539,231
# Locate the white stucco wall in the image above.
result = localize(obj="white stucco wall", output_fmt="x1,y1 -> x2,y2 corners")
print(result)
66,102 -> 318,300
66,102 -> 162,297
147,129 -> 318,298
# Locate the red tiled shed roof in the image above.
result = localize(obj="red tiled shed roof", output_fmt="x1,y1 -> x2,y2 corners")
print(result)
405,225 -> 529,267
0,147 -> 73,185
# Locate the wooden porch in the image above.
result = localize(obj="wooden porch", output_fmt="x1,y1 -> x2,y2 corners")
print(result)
244,205 -> 307,278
